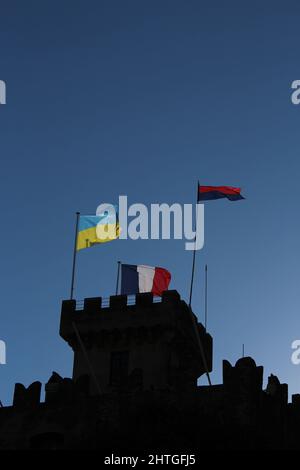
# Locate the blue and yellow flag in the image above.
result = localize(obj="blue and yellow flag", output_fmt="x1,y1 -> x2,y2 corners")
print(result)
77,207 -> 119,251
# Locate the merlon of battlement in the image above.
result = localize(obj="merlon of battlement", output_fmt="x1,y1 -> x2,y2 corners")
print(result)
61,290 -> 182,315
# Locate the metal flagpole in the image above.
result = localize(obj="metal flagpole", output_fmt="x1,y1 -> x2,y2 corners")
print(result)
116,261 -> 121,295
70,211 -> 80,300
189,247 -> 197,306
187,181 -> 212,386
205,264 -> 208,329
72,322 -> 102,395
189,181 -> 200,307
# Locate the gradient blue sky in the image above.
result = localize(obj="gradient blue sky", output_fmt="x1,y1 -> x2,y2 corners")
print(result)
1,0 -> 300,404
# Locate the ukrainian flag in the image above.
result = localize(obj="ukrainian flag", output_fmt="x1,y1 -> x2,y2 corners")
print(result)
77,208 -> 120,251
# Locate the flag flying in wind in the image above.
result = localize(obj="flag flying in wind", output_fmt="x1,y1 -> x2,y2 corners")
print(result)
121,264 -> 171,296
77,207 -> 120,251
198,185 -> 245,201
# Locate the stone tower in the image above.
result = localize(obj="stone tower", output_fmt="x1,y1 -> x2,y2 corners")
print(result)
60,290 -> 213,394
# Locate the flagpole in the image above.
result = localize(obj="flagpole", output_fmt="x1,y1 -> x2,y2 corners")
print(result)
205,264 -> 208,329
116,261 -> 121,295
189,181 -> 200,307
189,247 -> 197,306
70,211 -> 80,300
187,181 -> 212,386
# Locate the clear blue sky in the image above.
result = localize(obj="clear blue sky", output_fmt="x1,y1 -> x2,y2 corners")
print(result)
1,0 -> 300,404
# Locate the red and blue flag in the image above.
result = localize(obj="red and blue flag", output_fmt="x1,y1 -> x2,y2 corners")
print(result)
198,185 -> 244,201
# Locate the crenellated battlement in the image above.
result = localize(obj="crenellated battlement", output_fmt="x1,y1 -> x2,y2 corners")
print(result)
1,285 -> 298,450
60,290 -> 190,342
59,290 -> 213,394
62,290 -> 181,314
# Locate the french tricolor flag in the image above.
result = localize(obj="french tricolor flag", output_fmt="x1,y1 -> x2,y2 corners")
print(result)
121,264 -> 171,297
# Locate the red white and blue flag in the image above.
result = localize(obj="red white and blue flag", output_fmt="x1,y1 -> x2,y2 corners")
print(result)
121,264 -> 171,296
198,185 -> 244,201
